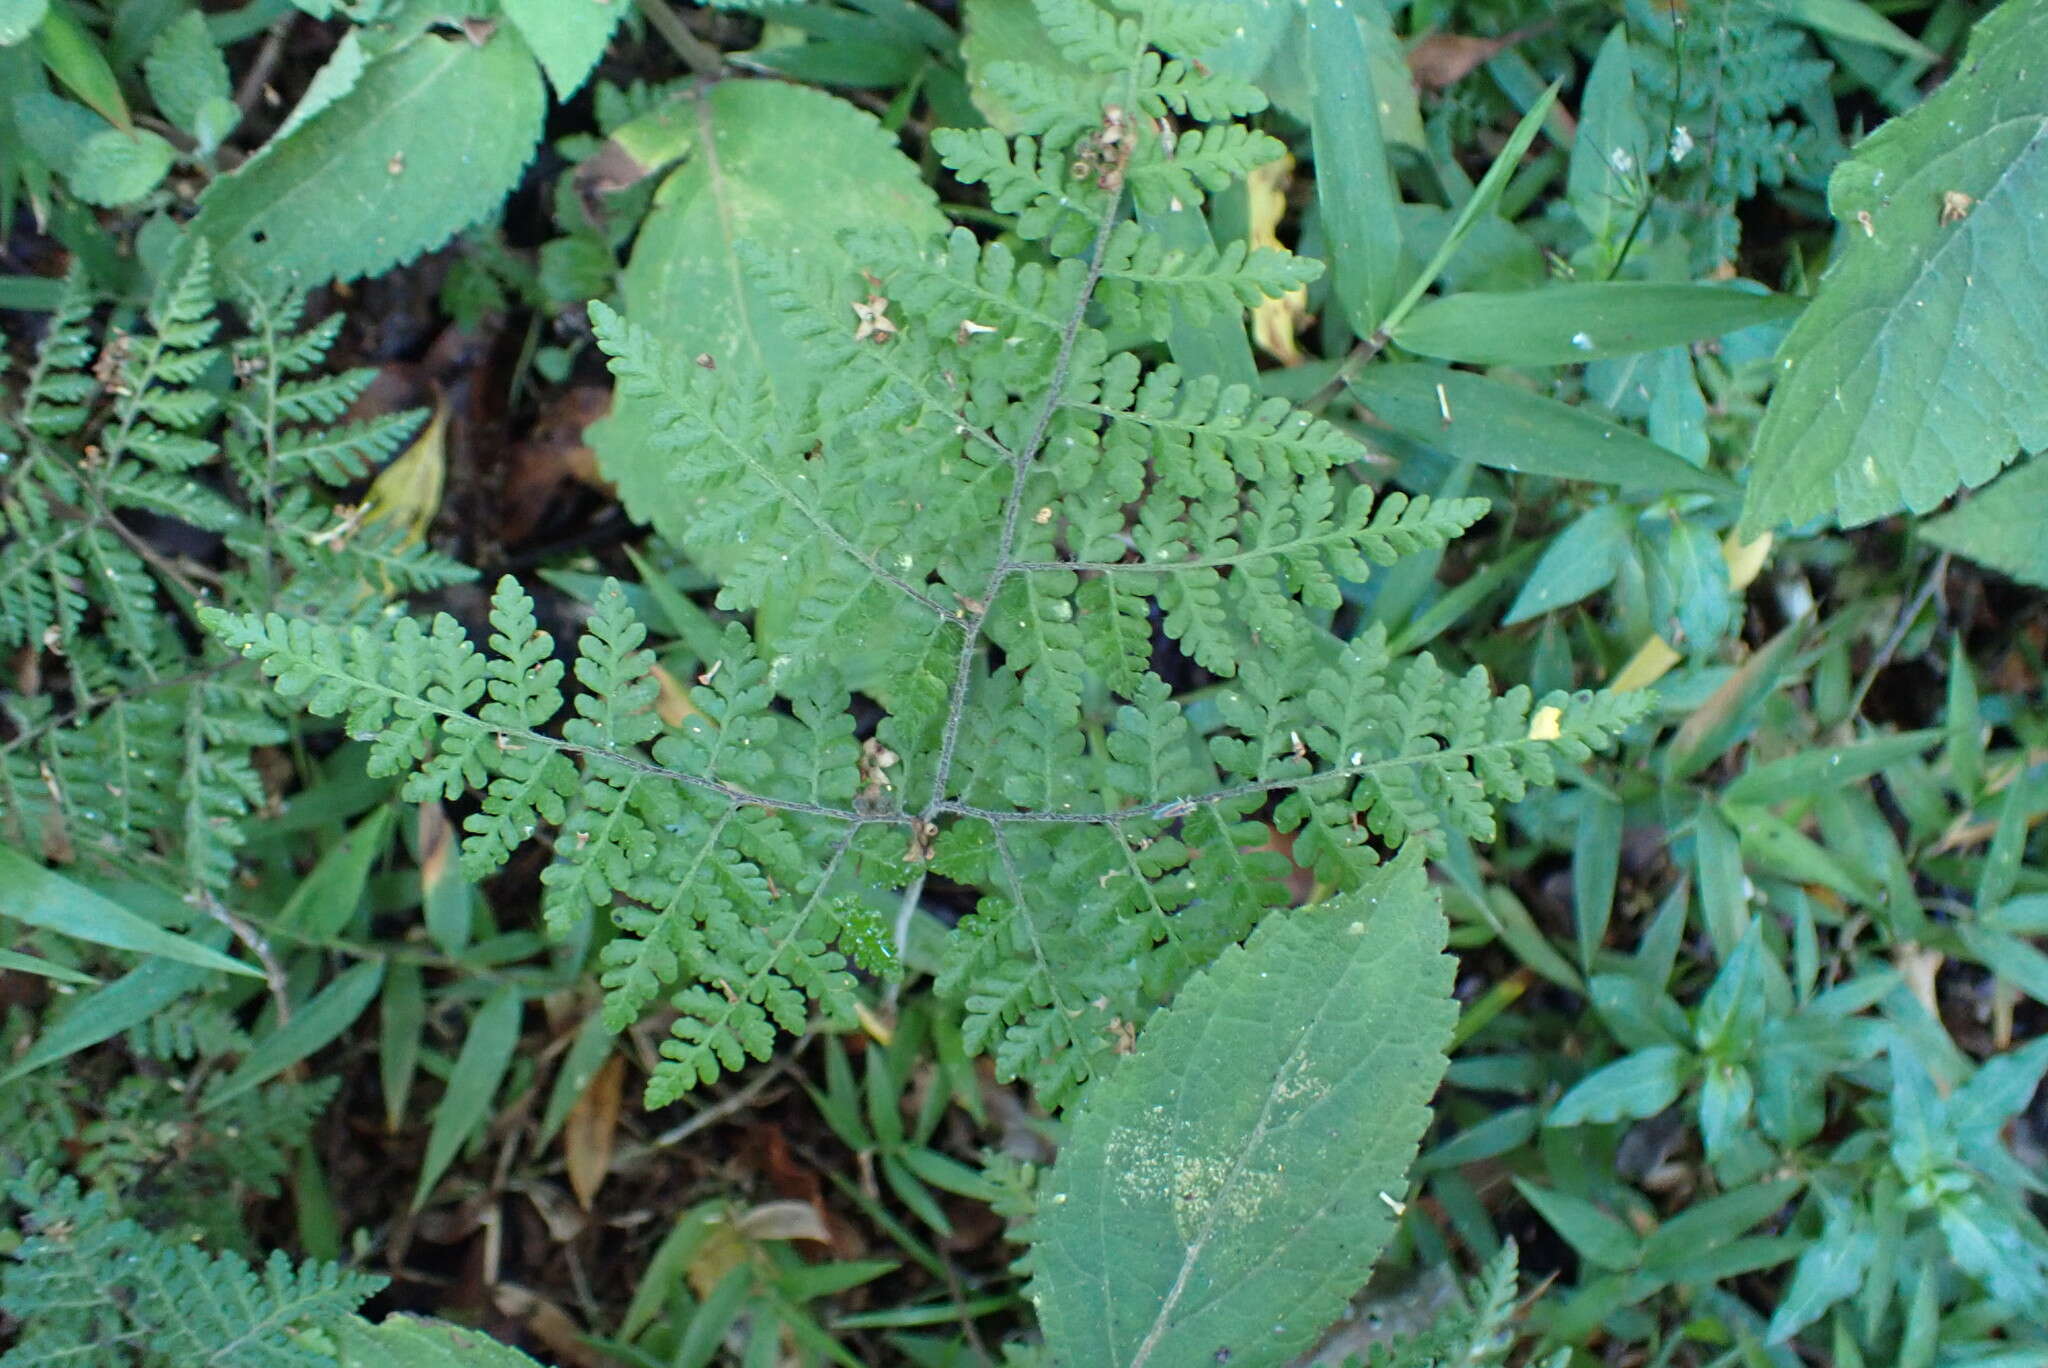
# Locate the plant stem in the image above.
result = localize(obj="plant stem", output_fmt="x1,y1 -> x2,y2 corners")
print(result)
635,0 -> 723,80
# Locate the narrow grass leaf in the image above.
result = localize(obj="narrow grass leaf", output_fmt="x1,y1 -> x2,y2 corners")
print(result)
413,983 -> 524,1209
1391,284 -> 1801,366
0,942 -> 220,1083
0,948 -> 95,985
1573,792 -> 1623,967
205,959 -> 386,1109
0,845 -> 258,977
1306,0 -> 1401,334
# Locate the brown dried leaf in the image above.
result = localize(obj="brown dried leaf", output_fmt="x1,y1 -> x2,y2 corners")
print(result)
1407,33 -> 1510,90
563,1053 -> 624,1209
499,385 -> 612,544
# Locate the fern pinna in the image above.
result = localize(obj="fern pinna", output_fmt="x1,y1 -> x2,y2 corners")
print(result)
210,0 -> 1645,1110
0,246 -> 464,894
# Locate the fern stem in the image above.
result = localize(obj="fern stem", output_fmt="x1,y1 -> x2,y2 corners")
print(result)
921,193 -> 1126,817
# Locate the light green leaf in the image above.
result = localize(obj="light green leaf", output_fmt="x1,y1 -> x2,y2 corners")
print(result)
0,0 -> 46,46
959,0 -> 1107,135
277,803 -> 396,938
65,127 -> 174,205
1391,283 -> 1802,366
380,960 -> 425,1131
593,81 -> 945,543
1755,0 -> 1937,60
1723,730 -> 1942,806
413,983 -> 524,1209
1573,791 -> 1623,968
1569,27 -> 1646,248
1306,0 -> 1401,335
1547,1045 -> 1692,1127
0,947 -> 95,985
274,28 -> 368,141
1505,504 -> 1635,624
501,0 -> 624,98
1740,0 -> 2048,533
1512,1181 -> 1641,1271
1769,1224 -> 1874,1342
204,959 -> 386,1109
1379,82 -> 1559,336
144,10 -> 231,136
190,31 -> 545,287
334,1314 -> 546,1366
1641,1178 -> 1805,1271
34,3 -> 126,127
1921,453 -> 2048,587
1663,620 -> 1806,784
12,90 -> 104,169
0,845 -> 257,977
1349,367 -> 1734,496
1032,859 -> 1455,1368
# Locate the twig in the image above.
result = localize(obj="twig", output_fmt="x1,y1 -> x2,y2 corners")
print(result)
1846,551 -> 1950,720
196,890 -> 293,1025
652,1034 -> 810,1146
1305,328 -> 1394,413
635,0 -> 723,80
233,17 -> 293,118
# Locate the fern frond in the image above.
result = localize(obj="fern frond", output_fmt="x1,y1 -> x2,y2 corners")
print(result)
0,1172 -> 381,1367
209,0 -> 1649,1112
1,255 -> 469,893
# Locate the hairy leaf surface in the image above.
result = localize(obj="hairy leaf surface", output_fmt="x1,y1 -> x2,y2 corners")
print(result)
1741,0 -> 2048,532
190,32 -> 544,287
1032,858 -> 1455,1368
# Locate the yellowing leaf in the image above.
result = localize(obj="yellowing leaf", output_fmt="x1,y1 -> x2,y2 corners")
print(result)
1248,155 -> 1309,365
361,397 -> 448,547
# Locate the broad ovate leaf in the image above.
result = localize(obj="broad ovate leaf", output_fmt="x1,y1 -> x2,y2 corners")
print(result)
590,81 -> 945,545
191,30 -> 544,287
1741,0 -> 2048,534
1031,858 -> 1455,1368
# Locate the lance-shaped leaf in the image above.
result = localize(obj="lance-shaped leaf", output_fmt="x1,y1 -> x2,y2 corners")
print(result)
1031,857 -> 1456,1368
1740,0 -> 2048,534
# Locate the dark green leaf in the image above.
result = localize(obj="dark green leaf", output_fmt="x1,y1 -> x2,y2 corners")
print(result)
1513,1181 -> 1641,1271
205,959 -> 386,1109
413,983 -> 525,1209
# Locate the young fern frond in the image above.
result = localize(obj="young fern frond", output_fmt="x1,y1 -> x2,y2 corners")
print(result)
211,0 -> 1649,1109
